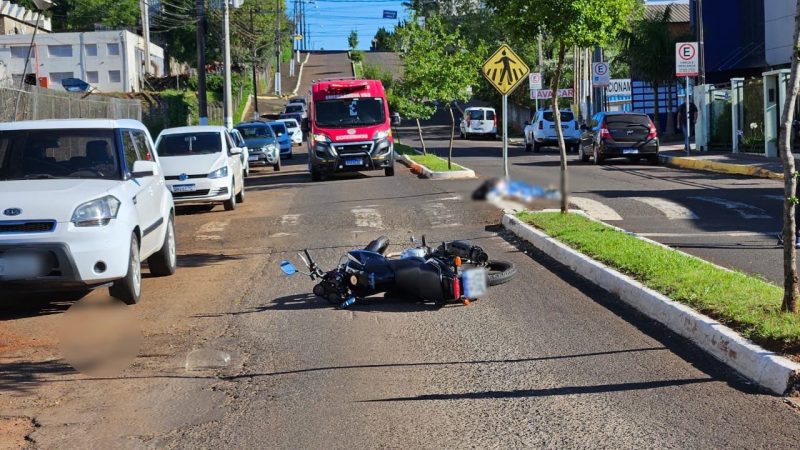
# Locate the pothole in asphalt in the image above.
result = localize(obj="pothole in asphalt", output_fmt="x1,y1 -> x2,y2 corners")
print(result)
185,349 -> 231,371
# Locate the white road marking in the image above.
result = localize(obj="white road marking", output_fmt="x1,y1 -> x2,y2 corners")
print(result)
632,197 -> 698,220
688,196 -> 771,219
435,195 -> 463,202
569,196 -> 623,221
763,195 -> 785,201
280,214 -> 301,226
423,202 -> 459,227
269,232 -> 295,238
352,208 -> 384,229
637,231 -> 769,238
196,220 -> 230,241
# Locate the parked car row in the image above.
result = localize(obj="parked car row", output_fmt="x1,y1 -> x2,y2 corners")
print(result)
522,109 -> 660,164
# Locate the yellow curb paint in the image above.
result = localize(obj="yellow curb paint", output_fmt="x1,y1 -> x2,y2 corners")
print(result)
665,156 -> 784,180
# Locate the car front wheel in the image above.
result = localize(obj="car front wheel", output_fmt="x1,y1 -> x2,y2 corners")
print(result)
224,181 -> 237,211
110,233 -> 142,305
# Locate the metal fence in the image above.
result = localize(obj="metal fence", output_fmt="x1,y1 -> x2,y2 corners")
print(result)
0,86 -> 142,123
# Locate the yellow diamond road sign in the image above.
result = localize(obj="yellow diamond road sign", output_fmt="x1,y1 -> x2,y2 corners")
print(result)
482,44 -> 529,95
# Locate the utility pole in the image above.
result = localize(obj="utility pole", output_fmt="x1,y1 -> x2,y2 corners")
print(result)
274,0 -> 282,96
140,0 -> 151,75
223,0 -> 233,128
696,0 -> 706,85
537,33 -> 543,112
250,7 -> 259,117
196,0 -> 208,124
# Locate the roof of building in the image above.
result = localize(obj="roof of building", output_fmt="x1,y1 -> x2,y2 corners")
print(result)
645,2 -> 691,23
0,1 -> 52,31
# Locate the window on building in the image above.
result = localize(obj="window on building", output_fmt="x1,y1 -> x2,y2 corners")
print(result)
10,46 -> 29,58
86,71 -> 99,83
49,72 -> 74,84
85,44 -> 97,57
48,45 -> 73,57
108,70 -> 121,83
107,43 -> 120,56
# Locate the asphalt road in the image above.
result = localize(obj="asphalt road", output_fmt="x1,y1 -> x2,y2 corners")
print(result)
2,139 -> 799,448
401,110 -> 789,284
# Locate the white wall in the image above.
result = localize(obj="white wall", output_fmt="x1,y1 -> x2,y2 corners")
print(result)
0,30 -> 164,92
765,0 -> 796,66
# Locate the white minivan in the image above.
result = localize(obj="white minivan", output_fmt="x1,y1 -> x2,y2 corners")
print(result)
155,126 -> 246,211
0,119 -> 176,305
524,109 -> 581,152
459,107 -> 497,139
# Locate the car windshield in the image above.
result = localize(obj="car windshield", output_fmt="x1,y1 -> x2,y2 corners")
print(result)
157,132 -> 221,156
543,111 -> 574,122
282,120 -> 298,129
269,123 -> 288,136
605,114 -> 651,127
0,128 -> 121,180
467,110 -> 484,120
235,125 -> 275,140
315,97 -> 386,127
284,104 -> 304,114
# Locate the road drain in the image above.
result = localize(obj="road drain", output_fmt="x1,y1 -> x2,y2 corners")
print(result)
185,349 -> 231,371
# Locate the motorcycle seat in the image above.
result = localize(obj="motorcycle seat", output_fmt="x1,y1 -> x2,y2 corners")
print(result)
364,236 -> 390,255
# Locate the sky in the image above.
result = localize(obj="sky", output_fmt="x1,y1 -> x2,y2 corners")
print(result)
291,0 -> 408,51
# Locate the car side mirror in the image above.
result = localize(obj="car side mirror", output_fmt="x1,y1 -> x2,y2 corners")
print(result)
391,113 -> 402,126
230,147 -> 243,155
131,160 -> 158,178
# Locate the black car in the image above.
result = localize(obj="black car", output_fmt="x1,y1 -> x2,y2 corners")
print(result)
578,112 -> 659,164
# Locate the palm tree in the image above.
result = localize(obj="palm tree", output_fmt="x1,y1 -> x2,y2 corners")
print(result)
617,5 -> 677,135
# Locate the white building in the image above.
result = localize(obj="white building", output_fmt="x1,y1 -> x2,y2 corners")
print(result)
0,30 -> 164,92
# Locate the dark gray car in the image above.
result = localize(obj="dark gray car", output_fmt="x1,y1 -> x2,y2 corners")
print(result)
234,122 -> 281,171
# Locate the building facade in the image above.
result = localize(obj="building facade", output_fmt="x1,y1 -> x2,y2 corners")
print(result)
0,30 -> 164,92
0,1 -> 51,35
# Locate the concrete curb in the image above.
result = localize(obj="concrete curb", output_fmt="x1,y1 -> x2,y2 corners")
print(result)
502,213 -> 800,395
290,52 -> 311,97
659,154 -> 783,180
397,154 -> 476,180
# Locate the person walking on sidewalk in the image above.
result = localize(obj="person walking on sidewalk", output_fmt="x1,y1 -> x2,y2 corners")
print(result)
677,100 -> 698,138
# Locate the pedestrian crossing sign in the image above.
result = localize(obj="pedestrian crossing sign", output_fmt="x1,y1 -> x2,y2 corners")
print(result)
482,44 -> 529,95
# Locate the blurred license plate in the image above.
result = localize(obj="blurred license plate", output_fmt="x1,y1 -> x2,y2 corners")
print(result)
462,268 -> 487,298
248,155 -> 259,161
345,158 -> 362,166
623,148 -> 638,154
172,184 -> 196,193
0,253 -> 45,280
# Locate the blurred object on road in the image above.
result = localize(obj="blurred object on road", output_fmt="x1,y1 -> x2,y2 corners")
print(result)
473,178 -> 560,210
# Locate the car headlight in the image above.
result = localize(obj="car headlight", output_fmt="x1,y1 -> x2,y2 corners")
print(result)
313,133 -> 331,143
373,130 -> 391,140
262,143 -> 278,153
209,166 -> 229,179
71,195 -> 121,227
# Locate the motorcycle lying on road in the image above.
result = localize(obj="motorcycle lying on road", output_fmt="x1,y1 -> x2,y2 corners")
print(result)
279,236 -> 517,309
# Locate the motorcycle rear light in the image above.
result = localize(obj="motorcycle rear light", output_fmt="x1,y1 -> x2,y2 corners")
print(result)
647,120 -> 658,140
453,276 -> 461,299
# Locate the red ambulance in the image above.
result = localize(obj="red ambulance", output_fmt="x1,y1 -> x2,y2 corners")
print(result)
305,79 -> 397,181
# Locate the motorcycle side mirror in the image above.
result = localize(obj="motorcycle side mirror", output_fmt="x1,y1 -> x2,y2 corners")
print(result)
279,260 -> 298,276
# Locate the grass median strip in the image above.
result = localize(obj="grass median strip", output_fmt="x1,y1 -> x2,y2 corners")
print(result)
395,143 -> 464,172
517,211 -> 800,354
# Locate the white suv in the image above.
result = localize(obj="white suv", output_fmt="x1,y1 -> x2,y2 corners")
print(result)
460,107 -> 498,139
524,109 -> 581,152
0,119 -> 177,305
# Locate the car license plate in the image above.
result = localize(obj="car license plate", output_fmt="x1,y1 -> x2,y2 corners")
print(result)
0,253 -> 45,280
172,184 -> 196,193
623,148 -> 638,154
344,157 -> 362,166
462,268 -> 487,299
248,155 -> 259,161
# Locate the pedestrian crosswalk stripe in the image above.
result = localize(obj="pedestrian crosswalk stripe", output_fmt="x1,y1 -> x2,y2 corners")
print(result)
570,196 -> 623,221
688,196 -> 771,219
351,208 -> 384,229
632,197 -> 698,220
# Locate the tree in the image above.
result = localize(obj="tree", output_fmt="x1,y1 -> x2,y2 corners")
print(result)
394,14 -> 484,165
348,30 -> 359,50
778,0 -> 800,313
371,27 -> 396,51
489,0 -> 640,212
617,5 -> 677,135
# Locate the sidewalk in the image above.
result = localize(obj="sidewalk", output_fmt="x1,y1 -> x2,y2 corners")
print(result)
658,143 -> 790,180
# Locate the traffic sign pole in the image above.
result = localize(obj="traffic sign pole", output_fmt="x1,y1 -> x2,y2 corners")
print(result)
685,76 -> 691,155
503,94 -> 509,178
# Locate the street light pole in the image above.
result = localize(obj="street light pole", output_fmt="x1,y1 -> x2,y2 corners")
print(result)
275,0 -> 282,96
223,0 -> 233,129
196,0 -> 208,124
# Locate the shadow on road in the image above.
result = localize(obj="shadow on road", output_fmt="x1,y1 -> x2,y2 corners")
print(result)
0,291 -> 86,320
360,377 -> 715,402
0,359 -> 77,394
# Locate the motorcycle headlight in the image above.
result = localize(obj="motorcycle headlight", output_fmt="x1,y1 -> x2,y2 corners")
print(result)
208,166 -> 229,179
71,195 -> 121,227
373,129 -> 391,140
